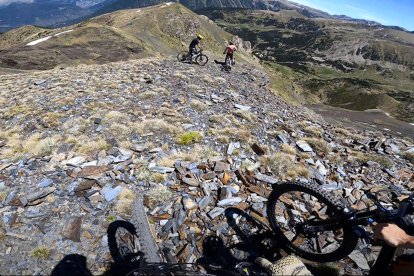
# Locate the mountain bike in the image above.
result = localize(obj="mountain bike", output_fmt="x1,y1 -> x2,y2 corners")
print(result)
177,49 -> 209,66
266,181 -> 414,275
214,57 -> 233,72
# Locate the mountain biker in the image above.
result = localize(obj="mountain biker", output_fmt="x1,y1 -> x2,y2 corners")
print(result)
223,41 -> 237,65
188,34 -> 203,61
374,223 -> 414,275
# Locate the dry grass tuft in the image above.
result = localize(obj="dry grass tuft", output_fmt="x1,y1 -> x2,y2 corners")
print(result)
295,165 -> 310,178
402,151 -> 414,164
2,105 -> 32,119
135,168 -> 151,181
120,140 -> 133,149
173,72 -> 190,82
104,111 -> 127,122
0,227 -> 5,241
78,138 -> 111,155
212,127 -> 251,142
134,119 -> 181,135
260,153 -> 295,178
304,138 -> 332,154
209,115 -> 222,124
202,75 -> 214,84
1,133 -> 61,160
218,136 -> 230,144
328,153 -> 342,165
190,99 -> 207,112
333,127 -> 351,137
153,87 -> 169,95
116,188 -> 136,218
233,110 -> 256,123
175,145 -> 220,162
109,123 -> 131,139
147,184 -> 173,202
281,144 -> 296,155
138,91 -> 157,99
157,157 -> 175,168
354,152 -> 394,168
304,125 -> 323,137
42,112 -> 64,127
151,173 -> 166,183
240,159 -> 256,171
0,191 -> 7,202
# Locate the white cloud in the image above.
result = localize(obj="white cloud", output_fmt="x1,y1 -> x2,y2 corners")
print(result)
0,0 -> 34,6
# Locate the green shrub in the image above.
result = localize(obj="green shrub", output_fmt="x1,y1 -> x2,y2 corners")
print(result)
177,131 -> 202,145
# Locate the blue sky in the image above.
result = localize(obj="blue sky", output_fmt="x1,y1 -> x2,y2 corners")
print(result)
291,0 -> 414,31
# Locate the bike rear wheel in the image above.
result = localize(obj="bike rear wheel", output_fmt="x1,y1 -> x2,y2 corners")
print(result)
177,51 -> 189,62
267,182 -> 358,262
195,54 -> 208,66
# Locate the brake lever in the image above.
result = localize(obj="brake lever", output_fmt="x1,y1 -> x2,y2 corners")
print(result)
353,226 -> 371,244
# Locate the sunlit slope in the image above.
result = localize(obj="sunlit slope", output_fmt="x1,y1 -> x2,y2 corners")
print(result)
0,3 -> 247,70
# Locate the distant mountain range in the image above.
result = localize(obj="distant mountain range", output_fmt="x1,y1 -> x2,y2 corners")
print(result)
0,0 -> 409,33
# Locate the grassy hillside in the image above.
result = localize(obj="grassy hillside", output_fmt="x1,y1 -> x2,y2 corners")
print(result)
200,8 -> 414,122
0,26 -> 55,51
0,3 -> 253,70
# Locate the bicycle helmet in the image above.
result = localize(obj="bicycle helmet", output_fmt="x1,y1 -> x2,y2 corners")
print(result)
197,34 -> 204,40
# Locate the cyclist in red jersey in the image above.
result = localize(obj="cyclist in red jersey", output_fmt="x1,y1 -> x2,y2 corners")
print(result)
223,42 -> 237,65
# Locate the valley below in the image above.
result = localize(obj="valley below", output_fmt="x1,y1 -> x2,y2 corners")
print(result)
309,104 -> 414,140
199,8 -> 414,124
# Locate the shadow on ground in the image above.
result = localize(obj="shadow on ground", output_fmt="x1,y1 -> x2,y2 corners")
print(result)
51,209 -> 333,275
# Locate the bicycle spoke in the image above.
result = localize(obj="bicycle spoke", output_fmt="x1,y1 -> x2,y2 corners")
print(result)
272,190 -> 346,255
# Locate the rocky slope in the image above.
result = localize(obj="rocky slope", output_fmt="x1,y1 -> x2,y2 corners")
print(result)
0,54 -> 413,274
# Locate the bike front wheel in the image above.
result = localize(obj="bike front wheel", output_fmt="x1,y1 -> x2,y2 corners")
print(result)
195,54 -> 209,66
177,51 -> 189,62
267,182 -> 359,262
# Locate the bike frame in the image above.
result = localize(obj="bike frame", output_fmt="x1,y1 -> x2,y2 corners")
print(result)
299,196 -> 413,274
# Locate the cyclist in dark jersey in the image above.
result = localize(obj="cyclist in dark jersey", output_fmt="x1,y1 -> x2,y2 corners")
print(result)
188,34 -> 203,60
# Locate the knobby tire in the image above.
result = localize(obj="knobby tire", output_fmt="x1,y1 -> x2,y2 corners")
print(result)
267,182 -> 359,262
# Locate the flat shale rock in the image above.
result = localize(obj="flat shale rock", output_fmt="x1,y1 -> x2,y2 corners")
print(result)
62,216 -> 82,242
296,140 -> 313,152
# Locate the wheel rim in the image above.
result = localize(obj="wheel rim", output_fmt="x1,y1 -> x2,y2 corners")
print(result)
271,191 -> 345,255
177,51 -> 188,62
196,55 -> 208,65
